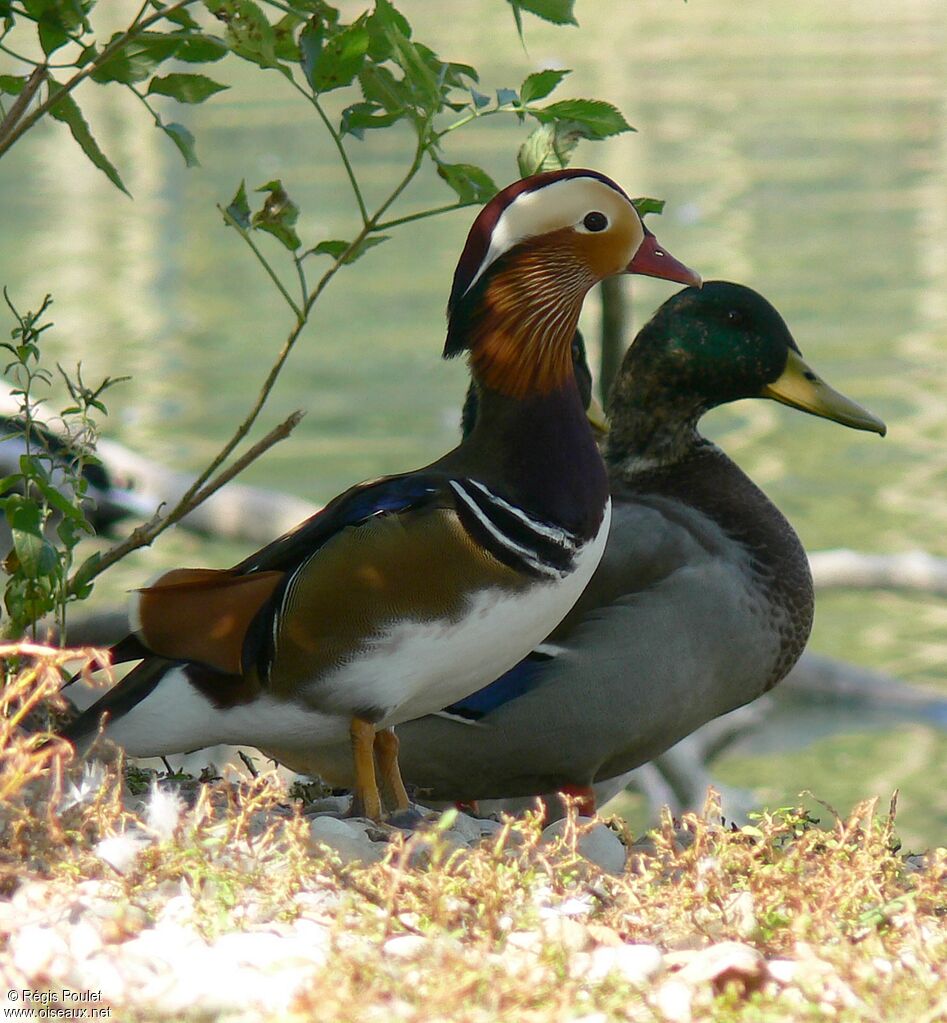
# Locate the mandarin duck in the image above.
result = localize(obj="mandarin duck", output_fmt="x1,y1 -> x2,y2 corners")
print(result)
293,282 -> 886,815
61,168 -> 700,820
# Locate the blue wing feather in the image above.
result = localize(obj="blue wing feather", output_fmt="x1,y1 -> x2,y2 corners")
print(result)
234,473 -> 444,575
441,651 -> 552,720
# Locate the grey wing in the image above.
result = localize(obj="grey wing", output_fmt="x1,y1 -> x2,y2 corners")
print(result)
395,503 -> 776,801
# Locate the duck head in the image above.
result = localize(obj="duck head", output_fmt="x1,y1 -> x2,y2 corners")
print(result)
445,169 -> 700,400
607,281 -> 885,468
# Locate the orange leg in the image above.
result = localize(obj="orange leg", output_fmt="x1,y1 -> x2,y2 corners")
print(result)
349,716 -> 382,820
373,727 -> 411,814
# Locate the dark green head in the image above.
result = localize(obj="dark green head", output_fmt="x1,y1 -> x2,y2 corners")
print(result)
607,281 -> 885,460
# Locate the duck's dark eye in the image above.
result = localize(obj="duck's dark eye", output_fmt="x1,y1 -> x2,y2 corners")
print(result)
583,211 -> 608,232
726,309 -> 743,325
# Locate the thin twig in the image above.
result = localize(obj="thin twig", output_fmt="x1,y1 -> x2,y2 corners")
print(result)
184,410 -> 306,512
219,205 -> 304,320
375,200 -> 474,231
310,92 -> 369,226
0,65 -> 48,145
66,411 -> 304,589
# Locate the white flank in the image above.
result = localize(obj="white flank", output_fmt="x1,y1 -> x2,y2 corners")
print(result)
317,498 -> 611,728
101,666 -> 351,755
101,501 -> 611,766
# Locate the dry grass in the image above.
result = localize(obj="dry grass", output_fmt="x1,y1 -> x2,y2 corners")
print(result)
1,644 -> 945,1022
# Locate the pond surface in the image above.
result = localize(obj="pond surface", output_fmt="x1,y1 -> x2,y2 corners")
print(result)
2,1 -> 946,845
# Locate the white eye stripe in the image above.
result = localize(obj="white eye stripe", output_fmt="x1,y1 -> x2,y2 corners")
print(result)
461,177 -> 639,300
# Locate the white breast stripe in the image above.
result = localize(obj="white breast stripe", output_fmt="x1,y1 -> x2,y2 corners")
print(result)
449,481 -> 561,578
466,479 -> 578,551
432,710 -> 485,727
534,642 -> 566,658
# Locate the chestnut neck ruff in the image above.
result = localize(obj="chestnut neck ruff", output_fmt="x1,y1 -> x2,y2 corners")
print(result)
448,231 -> 596,400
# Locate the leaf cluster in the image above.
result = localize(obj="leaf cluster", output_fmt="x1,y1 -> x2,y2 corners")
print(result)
0,291 -> 123,639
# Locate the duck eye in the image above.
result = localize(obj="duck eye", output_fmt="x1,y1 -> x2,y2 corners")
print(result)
583,211 -> 608,232
726,309 -> 742,324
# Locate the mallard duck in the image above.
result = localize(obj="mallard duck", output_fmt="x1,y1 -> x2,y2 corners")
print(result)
294,282 -> 885,813
61,169 -> 700,820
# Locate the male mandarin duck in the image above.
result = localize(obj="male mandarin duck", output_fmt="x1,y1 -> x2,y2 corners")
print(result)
61,168 -> 700,820
294,282 -> 886,814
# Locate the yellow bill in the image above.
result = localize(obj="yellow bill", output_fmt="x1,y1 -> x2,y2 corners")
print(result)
585,393 -> 609,436
761,349 -> 886,436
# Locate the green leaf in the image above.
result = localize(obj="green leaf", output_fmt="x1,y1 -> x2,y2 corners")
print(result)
299,17 -> 326,82
12,529 -> 58,577
509,0 -> 577,27
418,48 -> 478,90
309,235 -> 389,265
176,33 -> 229,63
519,68 -> 569,104
436,161 -> 497,204
252,180 -> 301,251
47,85 -> 130,196
157,6 -> 202,30
383,21 -> 440,112
532,98 -> 633,139
38,11 -> 70,56
469,87 -> 489,110
147,72 -> 229,104
33,473 -> 85,523
496,87 -> 519,107
71,550 -> 100,598
75,43 -> 97,69
358,64 -> 409,113
310,239 -> 348,260
517,120 -> 582,177
225,180 -> 251,229
632,197 -> 665,219
339,100 -> 402,138
303,17 -> 369,93
273,12 -> 303,61
0,74 -> 25,96
8,495 -> 41,536
162,121 -> 200,167
364,0 -> 410,62
203,0 -> 284,73
90,31 -> 182,85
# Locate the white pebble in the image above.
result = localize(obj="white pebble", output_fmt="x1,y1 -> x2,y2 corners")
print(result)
656,978 -> 693,1023
383,935 -> 429,958
541,817 -> 626,874
308,816 -> 384,865
585,943 -> 664,984
767,958 -> 798,984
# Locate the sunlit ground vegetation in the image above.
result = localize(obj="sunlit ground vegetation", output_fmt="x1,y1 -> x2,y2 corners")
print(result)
1,647 -> 945,1022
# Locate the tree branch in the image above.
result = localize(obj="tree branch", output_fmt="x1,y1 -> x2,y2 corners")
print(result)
809,549 -> 947,599
64,411 -> 304,592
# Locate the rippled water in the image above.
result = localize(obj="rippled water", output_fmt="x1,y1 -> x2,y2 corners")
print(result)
2,1 -> 946,842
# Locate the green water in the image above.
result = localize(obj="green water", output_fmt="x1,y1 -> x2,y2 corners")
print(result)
2,2 -> 946,845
